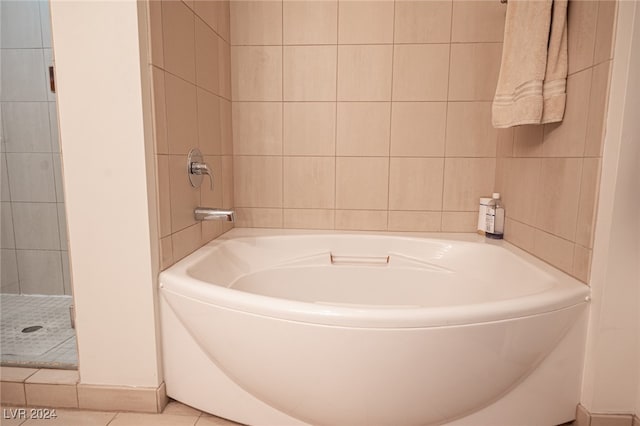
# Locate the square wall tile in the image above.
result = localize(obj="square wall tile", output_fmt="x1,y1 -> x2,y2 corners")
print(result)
218,40 -> 232,100
1,49 -> 47,101
336,157 -> 389,210
1,202 -> 14,248
284,209 -> 335,229
151,68 -> 168,154
283,0 -> 337,45
448,43 -> 502,101
171,223 -> 202,263
283,157 -> 335,208
445,102 -> 498,157
567,0 -> 598,74
1,154 -> 10,201
443,158 -> 495,211
148,0 -> 164,67
156,155 -> 171,238
6,153 -> 56,202
12,202 -> 60,249
388,211 -> 441,232
230,0 -> 282,46
389,158 -> 444,211
161,0 -> 196,83
594,0 -> 617,64
195,1 -> 219,33
504,218 -> 536,253
337,45 -> 393,101
573,244 -> 592,283
532,229 -> 574,274
0,0 -> 43,48
195,19 -> 219,94
201,156 -> 223,208
39,2 -> 52,48
585,60 -> 612,157
57,203 -> 68,251
218,1 -> 231,43
164,73 -> 197,155
159,236 -> 173,270
284,102 -> 336,156
197,89 -> 222,155
338,0 -> 394,44
575,158 -> 601,248
394,1 -> 452,43
232,46 -> 282,101
62,251 -> 71,294
1,249 -> 19,292
221,155 -> 234,208
392,44 -> 449,101
168,155 -> 200,233
235,208 -> 283,228
202,220 -> 225,246
542,69 -> 591,157
390,102 -> 447,157
496,128 -> 514,157
284,46 -> 337,101
514,125 -> 544,157
336,102 -> 391,156
52,154 -> 64,202
219,99 -> 233,155
498,158 -> 541,224
49,102 -> 60,153
232,102 -> 282,155
1,102 -> 52,152
451,1 -> 506,42
442,211 -> 477,232
17,249 -> 64,294
335,210 -> 387,231
234,156 -> 283,208
534,158 -> 582,241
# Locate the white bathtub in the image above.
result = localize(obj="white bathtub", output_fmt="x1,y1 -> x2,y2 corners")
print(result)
159,228 -> 590,426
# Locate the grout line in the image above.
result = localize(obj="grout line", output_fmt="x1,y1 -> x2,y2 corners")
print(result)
226,100 -> 499,103
440,0 -> 455,232
333,0 -> 340,230
386,0 -> 397,231
228,41 -> 503,48
280,0 -> 284,228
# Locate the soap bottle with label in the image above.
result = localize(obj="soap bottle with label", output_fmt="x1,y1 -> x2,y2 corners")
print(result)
485,192 -> 504,239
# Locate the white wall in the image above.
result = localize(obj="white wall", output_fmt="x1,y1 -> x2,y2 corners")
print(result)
581,0 -> 640,415
49,0 -> 161,387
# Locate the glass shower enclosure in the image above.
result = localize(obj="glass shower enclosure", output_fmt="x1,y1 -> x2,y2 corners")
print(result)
1,0 -> 77,369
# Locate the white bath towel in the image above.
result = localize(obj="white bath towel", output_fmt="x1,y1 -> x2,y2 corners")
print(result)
492,0 -> 568,128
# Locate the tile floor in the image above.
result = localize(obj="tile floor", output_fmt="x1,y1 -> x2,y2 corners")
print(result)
0,295 -> 77,369
0,401 -> 242,426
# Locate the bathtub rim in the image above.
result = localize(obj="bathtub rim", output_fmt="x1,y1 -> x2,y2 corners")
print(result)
159,228 -> 590,328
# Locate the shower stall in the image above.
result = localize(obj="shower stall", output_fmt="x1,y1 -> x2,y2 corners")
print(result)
0,0 -> 76,369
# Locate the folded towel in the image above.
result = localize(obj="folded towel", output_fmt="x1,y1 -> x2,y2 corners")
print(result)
492,0 -> 568,128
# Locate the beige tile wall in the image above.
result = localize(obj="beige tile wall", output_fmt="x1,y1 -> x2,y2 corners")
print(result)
230,0 -> 508,232
147,0 -> 234,269
496,0 -> 617,282
147,0 -> 614,283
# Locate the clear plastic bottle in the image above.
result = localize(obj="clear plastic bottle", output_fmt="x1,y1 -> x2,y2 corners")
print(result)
485,192 -> 504,239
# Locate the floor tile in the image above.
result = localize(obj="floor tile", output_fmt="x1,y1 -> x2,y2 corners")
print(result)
109,412 -> 199,426
162,401 -> 202,417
